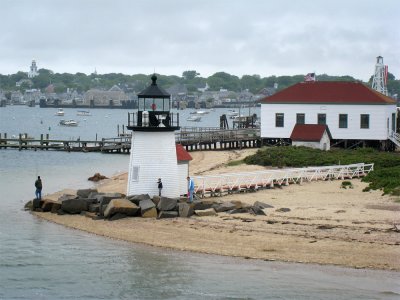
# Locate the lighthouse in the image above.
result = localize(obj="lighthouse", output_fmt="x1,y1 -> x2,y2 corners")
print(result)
127,74 -> 181,198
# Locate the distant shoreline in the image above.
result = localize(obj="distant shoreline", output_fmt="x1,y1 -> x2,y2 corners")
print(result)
33,149 -> 400,271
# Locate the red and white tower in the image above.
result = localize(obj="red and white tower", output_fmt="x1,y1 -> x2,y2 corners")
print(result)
371,56 -> 388,96
126,75 -> 181,198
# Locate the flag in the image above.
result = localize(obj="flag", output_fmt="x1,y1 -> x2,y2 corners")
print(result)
304,73 -> 316,82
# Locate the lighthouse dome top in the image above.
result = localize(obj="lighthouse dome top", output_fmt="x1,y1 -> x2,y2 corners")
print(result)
138,74 -> 170,98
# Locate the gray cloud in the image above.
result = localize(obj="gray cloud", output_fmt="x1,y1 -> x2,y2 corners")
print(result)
1,0 -> 398,81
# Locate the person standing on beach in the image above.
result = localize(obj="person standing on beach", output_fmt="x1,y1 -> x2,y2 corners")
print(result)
187,176 -> 195,203
157,178 -> 163,196
35,176 -> 42,200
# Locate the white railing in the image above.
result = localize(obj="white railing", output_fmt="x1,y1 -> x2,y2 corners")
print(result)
389,130 -> 400,147
192,163 -> 374,196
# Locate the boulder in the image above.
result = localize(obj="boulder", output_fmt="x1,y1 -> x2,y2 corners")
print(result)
214,202 -> 237,213
58,194 -> 78,202
88,191 -> 103,200
253,201 -> 274,209
139,199 -> 156,214
230,200 -> 244,209
88,203 -> 100,213
98,193 -> 125,216
192,199 -> 214,210
158,211 -> 178,219
142,207 -> 157,218
51,202 -> 62,213
61,198 -> 89,214
228,208 -> 250,214
83,211 -> 98,219
77,189 -> 98,198
104,198 -> 139,218
195,208 -> 217,217
42,200 -> 56,212
276,207 -> 291,213
88,173 -> 108,182
127,194 -> 151,205
178,203 -> 194,218
24,200 -> 33,211
152,195 -> 161,206
32,198 -> 43,211
249,206 -> 266,216
157,197 -> 177,211
109,213 -> 128,221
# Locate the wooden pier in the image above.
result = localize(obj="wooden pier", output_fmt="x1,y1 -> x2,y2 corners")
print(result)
0,128 -> 261,153
176,127 -> 261,151
0,133 -> 131,153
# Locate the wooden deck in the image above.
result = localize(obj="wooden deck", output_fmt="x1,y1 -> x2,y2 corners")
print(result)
0,128 -> 262,153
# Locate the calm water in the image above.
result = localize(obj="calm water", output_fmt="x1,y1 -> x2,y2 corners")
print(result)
0,106 -> 399,299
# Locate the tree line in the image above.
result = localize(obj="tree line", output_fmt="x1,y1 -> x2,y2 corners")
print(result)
0,69 -> 399,97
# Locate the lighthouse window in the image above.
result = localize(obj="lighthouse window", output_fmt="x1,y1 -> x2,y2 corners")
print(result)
132,166 -> 139,181
360,114 -> 369,129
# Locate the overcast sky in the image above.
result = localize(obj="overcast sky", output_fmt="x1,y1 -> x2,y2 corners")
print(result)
1,0 -> 399,81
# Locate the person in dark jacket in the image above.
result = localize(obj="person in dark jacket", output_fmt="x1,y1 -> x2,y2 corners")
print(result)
157,178 -> 163,196
35,176 -> 42,200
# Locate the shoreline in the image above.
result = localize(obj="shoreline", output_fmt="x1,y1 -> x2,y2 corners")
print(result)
33,149 -> 400,271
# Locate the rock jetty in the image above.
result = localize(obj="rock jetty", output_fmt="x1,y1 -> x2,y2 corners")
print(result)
25,189 -> 275,220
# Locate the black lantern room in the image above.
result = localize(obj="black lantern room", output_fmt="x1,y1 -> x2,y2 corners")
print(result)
128,74 -> 179,131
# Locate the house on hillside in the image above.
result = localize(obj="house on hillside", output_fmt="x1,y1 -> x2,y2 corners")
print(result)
290,124 -> 332,150
259,81 -> 397,150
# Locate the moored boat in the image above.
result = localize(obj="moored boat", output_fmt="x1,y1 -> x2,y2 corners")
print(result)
77,110 -> 91,116
55,108 -> 65,116
59,119 -> 78,127
186,115 -> 202,122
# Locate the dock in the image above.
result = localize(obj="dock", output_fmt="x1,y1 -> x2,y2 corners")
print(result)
0,128 -> 262,153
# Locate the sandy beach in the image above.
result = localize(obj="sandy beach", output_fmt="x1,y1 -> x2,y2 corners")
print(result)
34,149 -> 400,271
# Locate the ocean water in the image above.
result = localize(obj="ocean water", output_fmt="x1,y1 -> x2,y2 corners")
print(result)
0,106 -> 399,299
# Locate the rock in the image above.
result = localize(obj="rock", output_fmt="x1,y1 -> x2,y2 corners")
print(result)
253,201 -> 274,209
77,189 -> 98,198
230,200 -> 244,209
249,206 -> 266,216
42,200 -> 56,212
139,199 -> 156,214
158,211 -> 178,219
142,207 -> 157,218
32,198 -> 42,210
61,199 -> 89,214
127,194 -> 151,205
98,193 -> 125,216
228,208 -> 249,214
104,199 -> 139,218
192,199 -> 214,210
178,203 -> 194,218
195,208 -> 217,217
214,202 -> 237,212
109,213 -> 128,221
24,200 -> 33,211
88,172 -> 108,182
157,197 -> 178,211
51,202 -> 62,213
84,211 -> 98,219
88,203 -> 100,213
152,195 -> 161,206
56,209 -> 66,215
88,191 -> 102,200
58,194 -> 78,202
276,208 -> 291,213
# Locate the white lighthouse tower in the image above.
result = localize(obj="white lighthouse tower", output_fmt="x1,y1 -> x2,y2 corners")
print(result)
371,56 -> 388,96
127,74 -> 181,198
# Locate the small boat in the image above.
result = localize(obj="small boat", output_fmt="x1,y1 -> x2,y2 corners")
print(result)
59,119 -> 78,127
77,110 -> 91,116
55,108 -> 65,116
186,115 -> 202,122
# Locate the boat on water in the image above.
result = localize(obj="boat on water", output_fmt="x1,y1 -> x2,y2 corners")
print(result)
186,115 -> 202,122
77,110 -> 91,116
59,119 -> 78,127
190,110 -> 210,115
228,110 -> 239,119
55,108 -> 65,116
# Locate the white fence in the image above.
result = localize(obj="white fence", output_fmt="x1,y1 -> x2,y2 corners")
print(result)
192,163 -> 374,197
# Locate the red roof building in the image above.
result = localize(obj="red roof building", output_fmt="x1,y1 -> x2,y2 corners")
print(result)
260,81 -> 395,105
290,124 -> 332,142
259,81 -> 397,145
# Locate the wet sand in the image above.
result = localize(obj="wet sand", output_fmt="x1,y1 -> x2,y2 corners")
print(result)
34,149 -> 400,271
